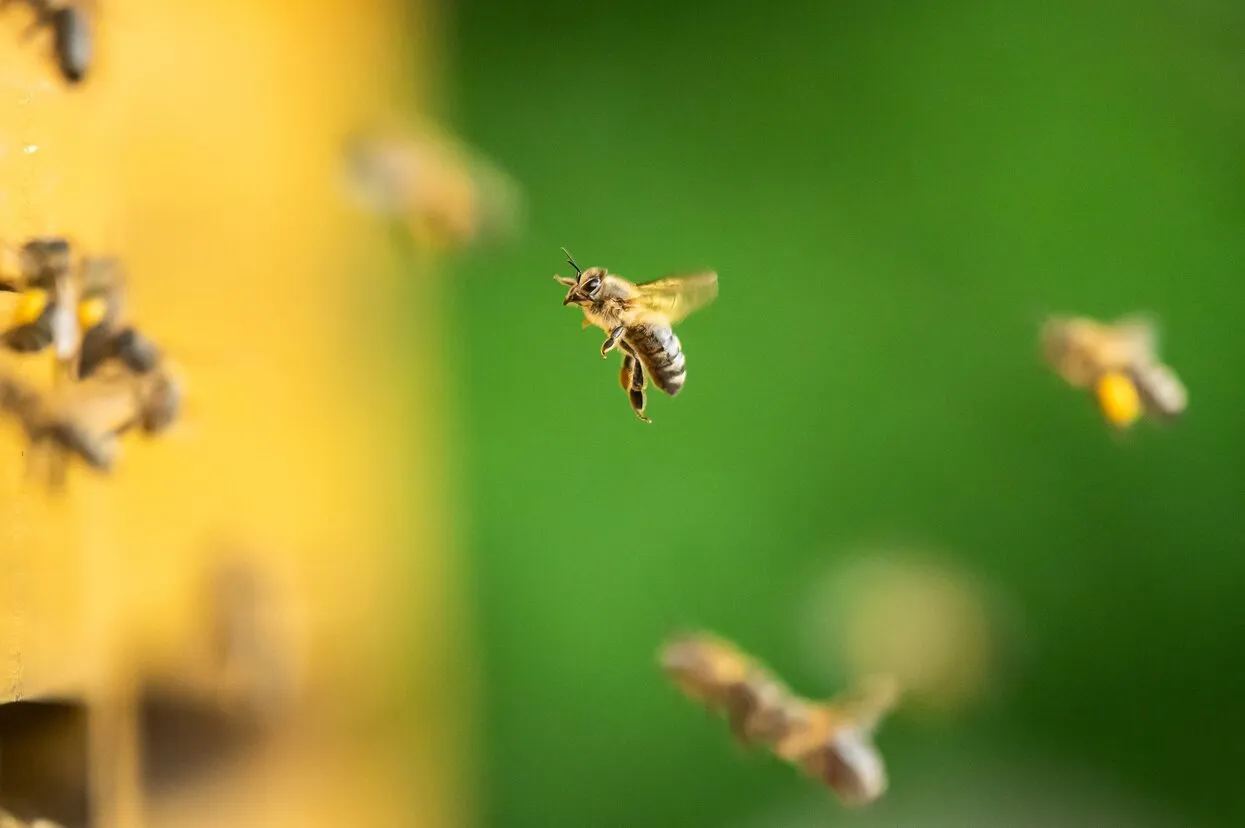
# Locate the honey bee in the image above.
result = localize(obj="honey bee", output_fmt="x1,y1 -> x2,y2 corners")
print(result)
1042,313 -> 1187,428
0,369 -> 116,481
0,237 -> 79,362
0,240 -> 166,382
555,249 -> 718,423
74,256 -> 163,380
0,359 -> 181,487
660,631 -> 899,808
343,124 -> 523,251
1,0 -> 91,84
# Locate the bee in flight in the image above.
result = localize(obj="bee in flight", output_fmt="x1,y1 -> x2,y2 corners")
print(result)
342,123 -> 523,252
1041,313 -> 1187,429
555,249 -> 718,423
659,631 -> 899,808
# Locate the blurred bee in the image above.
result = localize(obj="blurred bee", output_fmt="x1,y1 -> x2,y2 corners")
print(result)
204,554 -> 299,722
555,249 -> 718,423
0,237 -> 79,365
0,241 -> 165,382
74,256 -> 163,380
659,631 -> 792,745
0,359 -> 181,488
1042,313 -> 1187,429
660,631 -> 899,808
1,0 -> 91,84
343,124 -> 523,251
0,368 -> 115,482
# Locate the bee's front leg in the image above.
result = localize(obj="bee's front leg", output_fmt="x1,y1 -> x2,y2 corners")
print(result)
600,326 -> 625,359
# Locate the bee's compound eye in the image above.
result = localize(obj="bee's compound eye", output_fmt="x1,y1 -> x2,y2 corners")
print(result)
583,277 -> 601,294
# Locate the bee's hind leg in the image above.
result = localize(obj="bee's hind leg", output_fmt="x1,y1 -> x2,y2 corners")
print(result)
619,347 -> 651,423
601,326 -> 625,359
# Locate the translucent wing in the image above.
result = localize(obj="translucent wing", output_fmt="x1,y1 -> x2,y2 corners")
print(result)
631,272 -> 719,325
1112,313 -> 1161,360
826,674 -> 900,734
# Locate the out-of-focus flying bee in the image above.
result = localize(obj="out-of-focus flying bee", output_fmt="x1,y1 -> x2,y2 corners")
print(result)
555,249 -> 718,423
1,0 -> 91,84
1041,313 -> 1187,429
659,631 -> 899,808
343,124 -> 523,251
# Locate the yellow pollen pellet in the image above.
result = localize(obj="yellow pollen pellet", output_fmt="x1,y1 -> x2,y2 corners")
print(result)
78,296 -> 108,330
1095,371 -> 1142,428
13,288 -> 49,325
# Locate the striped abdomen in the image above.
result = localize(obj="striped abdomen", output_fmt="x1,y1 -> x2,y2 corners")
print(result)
626,324 -> 686,396
1131,363 -> 1187,421
53,6 -> 91,84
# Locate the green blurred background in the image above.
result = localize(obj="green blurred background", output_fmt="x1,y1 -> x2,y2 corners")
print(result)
438,0 -> 1245,825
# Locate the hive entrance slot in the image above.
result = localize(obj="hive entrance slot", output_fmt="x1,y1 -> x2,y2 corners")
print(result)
0,697 -> 90,828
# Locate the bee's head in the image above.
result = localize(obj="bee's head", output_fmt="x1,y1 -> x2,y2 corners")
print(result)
553,248 -> 605,305
1039,316 -> 1072,362
20,237 -> 72,287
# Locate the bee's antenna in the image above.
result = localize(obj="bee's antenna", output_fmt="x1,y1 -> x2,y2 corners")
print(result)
561,247 -> 582,277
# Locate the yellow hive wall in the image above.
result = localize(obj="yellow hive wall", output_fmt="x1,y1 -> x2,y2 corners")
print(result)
0,2 -> 460,826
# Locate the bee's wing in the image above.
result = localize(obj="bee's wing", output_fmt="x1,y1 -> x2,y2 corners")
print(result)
631,272 -> 719,325
826,674 -> 900,734
1112,313 -> 1161,360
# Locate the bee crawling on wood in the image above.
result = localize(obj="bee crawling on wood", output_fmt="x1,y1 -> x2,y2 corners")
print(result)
0,237 -> 79,365
660,631 -> 899,808
0,239 -> 166,382
0,239 -> 180,486
555,249 -> 718,423
1,0 -> 92,84
1041,313 -> 1187,430
0,368 -> 117,482
0,357 -> 181,488
73,256 -> 164,380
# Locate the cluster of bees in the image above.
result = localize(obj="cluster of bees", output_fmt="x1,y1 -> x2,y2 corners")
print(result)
338,72 -> 1189,812
0,237 -> 180,487
550,252 -> 1188,806
2,0 -> 90,85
